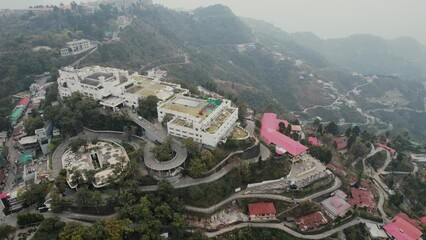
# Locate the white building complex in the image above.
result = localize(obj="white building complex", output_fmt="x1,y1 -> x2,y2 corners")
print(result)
58,65 -> 239,148
60,39 -> 96,57
158,96 -> 238,147
58,66 -> 186,109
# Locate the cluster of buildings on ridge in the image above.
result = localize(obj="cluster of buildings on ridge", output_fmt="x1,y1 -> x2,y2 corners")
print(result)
244,189 -> 424,240
1,79 -> 57,215
0,0 -> 152,17
57,66 -> 239,148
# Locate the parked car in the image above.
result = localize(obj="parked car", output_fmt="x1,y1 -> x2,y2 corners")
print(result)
38,207 -> 49,213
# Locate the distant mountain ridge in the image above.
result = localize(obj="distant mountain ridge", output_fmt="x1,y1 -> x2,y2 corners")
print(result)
289,33 -> 426,81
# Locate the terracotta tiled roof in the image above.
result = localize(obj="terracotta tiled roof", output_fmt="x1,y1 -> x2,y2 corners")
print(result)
248,202 -> 276,215
347,188 -> 376,212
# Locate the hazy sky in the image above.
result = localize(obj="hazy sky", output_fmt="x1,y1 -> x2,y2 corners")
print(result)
2,0 -> 426,44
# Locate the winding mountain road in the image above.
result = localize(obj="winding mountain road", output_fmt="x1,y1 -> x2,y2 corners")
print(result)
205,218 -> 381,239
185,177 -> 341,214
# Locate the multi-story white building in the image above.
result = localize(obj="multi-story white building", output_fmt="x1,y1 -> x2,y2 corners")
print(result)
60,39 -> 95,56
58,66 -> 185,110
58,65 -> 239,148
157,95 -> 238,147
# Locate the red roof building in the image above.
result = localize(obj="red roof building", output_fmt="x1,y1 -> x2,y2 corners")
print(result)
396,213 -> 421,229
296,211 -> 328,231
384,215 -> 422,240
17,97 -> 30,107
347,188 -> 376,212
332,136 -> 347,150
308,136 -> 320,146
420,216 -> 426,225
248,202 -> 276,221
260,113 -> 308,156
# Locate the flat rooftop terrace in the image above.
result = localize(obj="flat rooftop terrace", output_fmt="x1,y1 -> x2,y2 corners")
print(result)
162,97 -> 221,121
207,107 -> 235,134
128,75 -> 178,100
170,118 -> 193,129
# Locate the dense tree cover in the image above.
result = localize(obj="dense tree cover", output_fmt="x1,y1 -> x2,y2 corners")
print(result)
343,223 -> 367,240
309,146 -> 332,164
324,122 -> 339,135
32,217 -> 66,240
398,173 -> 426,212
348,138 -> 369,159
43,91 -> 141,136
68,137 -> 88,153
16,213 -> 44,226
47,179 -> 195,239
75,187 -> 105,212
181,157 -> 291,207
17,181 -> 49,207
0,224 -> 17,240
152,137 -> 175,162
366,150 -> 387,171
138,95 -> 160,121
23,115 -> 44,135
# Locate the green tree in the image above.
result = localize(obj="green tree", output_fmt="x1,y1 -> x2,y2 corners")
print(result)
189,158 -> 207,178
17,213 -> 44,226
69,138 -> 88,153
345,126 -> 352,137
58,222 -> 86,240
352,126 -> 361,136
104,218 -> 133,240
32,217 -> 66,240
200,149 -> 214,166
23,115 -> 44,135
278,122 -> 286,134
138,95 -> 159,121
317,124 -> 323,135
18,181 -> 49,206
309,146 -> 332,164
0,224 -> 17,240
389,192 -> 404,207
182,138 -> 199,156
324,122 -> 339,135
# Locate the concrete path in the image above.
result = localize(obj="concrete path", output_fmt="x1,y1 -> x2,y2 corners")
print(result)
204,217 -> 381,239
185,177 -> 341,214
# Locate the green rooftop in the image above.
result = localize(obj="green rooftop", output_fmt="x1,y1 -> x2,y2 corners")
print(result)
11,107 -> 24,120
19,151 -> 33,164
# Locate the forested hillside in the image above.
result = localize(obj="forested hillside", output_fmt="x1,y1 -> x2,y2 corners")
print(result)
290,33 -> 426,81
1,3 -> 426,139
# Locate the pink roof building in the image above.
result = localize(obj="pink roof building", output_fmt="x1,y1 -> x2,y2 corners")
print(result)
384,215 -> 422,240
332,136 -> 347,150
17,97 -> 30,107
377,143 -> 396,155
308,136 -> 320,146
260,113 -> 308,156
419,216 -> 426,225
